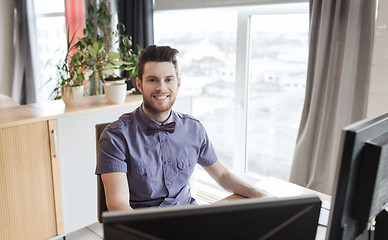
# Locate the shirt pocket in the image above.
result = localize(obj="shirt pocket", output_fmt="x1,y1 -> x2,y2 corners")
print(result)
176,156 -> 196,183
130,164 -> 156,179
129,164 -> 162,199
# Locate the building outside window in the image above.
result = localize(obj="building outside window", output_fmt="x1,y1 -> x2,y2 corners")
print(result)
246,11 -> 309,180
154,2 -> 309,181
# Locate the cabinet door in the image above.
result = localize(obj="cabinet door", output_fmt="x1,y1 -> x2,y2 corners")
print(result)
0,120 -> 63,239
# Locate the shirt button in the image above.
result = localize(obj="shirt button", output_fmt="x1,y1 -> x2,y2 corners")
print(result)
161,139 -> 166,143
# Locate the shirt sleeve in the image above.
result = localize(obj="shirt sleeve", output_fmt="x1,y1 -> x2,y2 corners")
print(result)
95,122 -> 128,175
197,123 -> 218,167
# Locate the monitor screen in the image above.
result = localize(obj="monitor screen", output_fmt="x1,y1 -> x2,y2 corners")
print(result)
326,111 -> 388,240
103,195 -> 321,240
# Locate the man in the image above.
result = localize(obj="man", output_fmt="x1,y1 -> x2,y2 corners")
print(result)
96,45 -> 265,211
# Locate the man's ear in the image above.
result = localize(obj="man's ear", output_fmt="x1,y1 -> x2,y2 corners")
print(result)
136,78 -> 143,93
177,78 -> 181,88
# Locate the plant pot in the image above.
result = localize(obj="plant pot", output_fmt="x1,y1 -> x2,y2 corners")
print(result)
61,85 -> 84,107
103,82 -> 127,105
104,77 -> 126,85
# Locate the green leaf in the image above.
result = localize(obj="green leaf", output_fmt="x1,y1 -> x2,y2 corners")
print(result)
92,42 -> 100,54
107,52 -> 120,60
78,50 -> 88,58
85,69 -> 94,80
102,63 -> 116,71
98,43 -> 104,54
87,45 -> 96,55
78,38 -> 87,48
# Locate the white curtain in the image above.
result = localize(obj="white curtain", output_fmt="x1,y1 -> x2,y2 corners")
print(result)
12,0 -> 39,104
289,0 -> 376,195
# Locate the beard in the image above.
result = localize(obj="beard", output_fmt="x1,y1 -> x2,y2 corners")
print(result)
142,91 -> 177,116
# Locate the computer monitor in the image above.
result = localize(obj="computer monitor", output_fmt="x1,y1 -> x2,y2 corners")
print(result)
326,111 -> 388,240
103,195 -> 321,240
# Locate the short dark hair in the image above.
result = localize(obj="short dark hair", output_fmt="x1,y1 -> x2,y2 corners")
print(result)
137,45 -> 180,81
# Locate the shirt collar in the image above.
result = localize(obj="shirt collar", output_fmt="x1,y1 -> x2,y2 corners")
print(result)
137,104 -> 176,127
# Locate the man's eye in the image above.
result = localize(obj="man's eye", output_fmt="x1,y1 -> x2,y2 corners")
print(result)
166,78 -> 173,82
148,79 -> 155,82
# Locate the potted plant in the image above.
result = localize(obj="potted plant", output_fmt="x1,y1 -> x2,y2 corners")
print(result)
77,37 -> 128,104
75,0 -> 139,103
118,33 -> 141,94
51,29 -> 86,107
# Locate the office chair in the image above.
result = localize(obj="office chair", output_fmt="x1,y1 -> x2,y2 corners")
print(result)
95,122 -> 110,223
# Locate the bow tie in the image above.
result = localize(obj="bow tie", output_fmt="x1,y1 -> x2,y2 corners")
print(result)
147,122 -> 176,135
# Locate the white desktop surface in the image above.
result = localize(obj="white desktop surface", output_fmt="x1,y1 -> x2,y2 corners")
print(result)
224,176 -> 332,240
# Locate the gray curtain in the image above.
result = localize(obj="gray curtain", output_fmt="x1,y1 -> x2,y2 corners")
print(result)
12,0 -> 38,104
117,0 -> 154,51
116,0 -> 154,89
289,0 -> 376,195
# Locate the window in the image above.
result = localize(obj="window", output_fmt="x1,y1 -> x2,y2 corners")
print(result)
155,2 -> 309,181
33,0 -> 66,102
247,10 -> 309,180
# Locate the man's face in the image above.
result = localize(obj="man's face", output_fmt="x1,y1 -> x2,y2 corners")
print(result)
136,61 -> 181,118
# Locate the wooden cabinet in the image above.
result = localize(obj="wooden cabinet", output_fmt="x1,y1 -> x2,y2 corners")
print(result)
0,119 -> 63,239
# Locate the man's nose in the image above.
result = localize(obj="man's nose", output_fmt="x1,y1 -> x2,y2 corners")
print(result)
156,81 -> 167,91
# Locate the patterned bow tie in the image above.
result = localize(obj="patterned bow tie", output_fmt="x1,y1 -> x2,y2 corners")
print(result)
147,122 -> 176,135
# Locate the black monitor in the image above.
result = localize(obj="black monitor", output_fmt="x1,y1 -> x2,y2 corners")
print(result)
103,195 -> 321,240
326,111 -> 388,240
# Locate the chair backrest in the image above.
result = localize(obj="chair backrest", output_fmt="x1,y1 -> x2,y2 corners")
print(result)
95,123 -> 111,223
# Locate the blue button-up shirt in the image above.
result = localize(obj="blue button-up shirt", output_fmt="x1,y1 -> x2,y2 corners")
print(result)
95,105 -> 218,209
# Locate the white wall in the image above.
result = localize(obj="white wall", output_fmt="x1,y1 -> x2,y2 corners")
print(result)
0,0 -> 14,97
368,0 -> 388,117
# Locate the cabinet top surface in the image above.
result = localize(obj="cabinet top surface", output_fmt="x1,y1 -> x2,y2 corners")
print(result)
0,93 -> 144,128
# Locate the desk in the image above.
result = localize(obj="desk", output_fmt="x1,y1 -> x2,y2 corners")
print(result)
222,177 -> 331,240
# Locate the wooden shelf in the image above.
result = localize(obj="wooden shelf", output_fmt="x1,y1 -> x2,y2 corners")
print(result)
0,92 -> 145,128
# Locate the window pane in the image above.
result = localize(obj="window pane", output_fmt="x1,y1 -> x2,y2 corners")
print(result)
35,16 -> 67,102
34,0 -> 65,14
154,10 -> 237,168
247,13 -> 309,180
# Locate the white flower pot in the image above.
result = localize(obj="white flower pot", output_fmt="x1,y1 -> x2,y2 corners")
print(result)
61,85 -> 84,107
104,82 -> 127,105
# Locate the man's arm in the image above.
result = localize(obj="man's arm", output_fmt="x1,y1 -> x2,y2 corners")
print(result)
202,160 -> 265,198
101,172 -> 133,211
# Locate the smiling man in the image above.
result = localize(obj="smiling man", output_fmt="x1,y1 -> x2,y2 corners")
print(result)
96,45 -> 265,211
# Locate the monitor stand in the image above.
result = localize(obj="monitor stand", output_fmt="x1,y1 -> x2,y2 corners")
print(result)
375,209 -> 388,240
